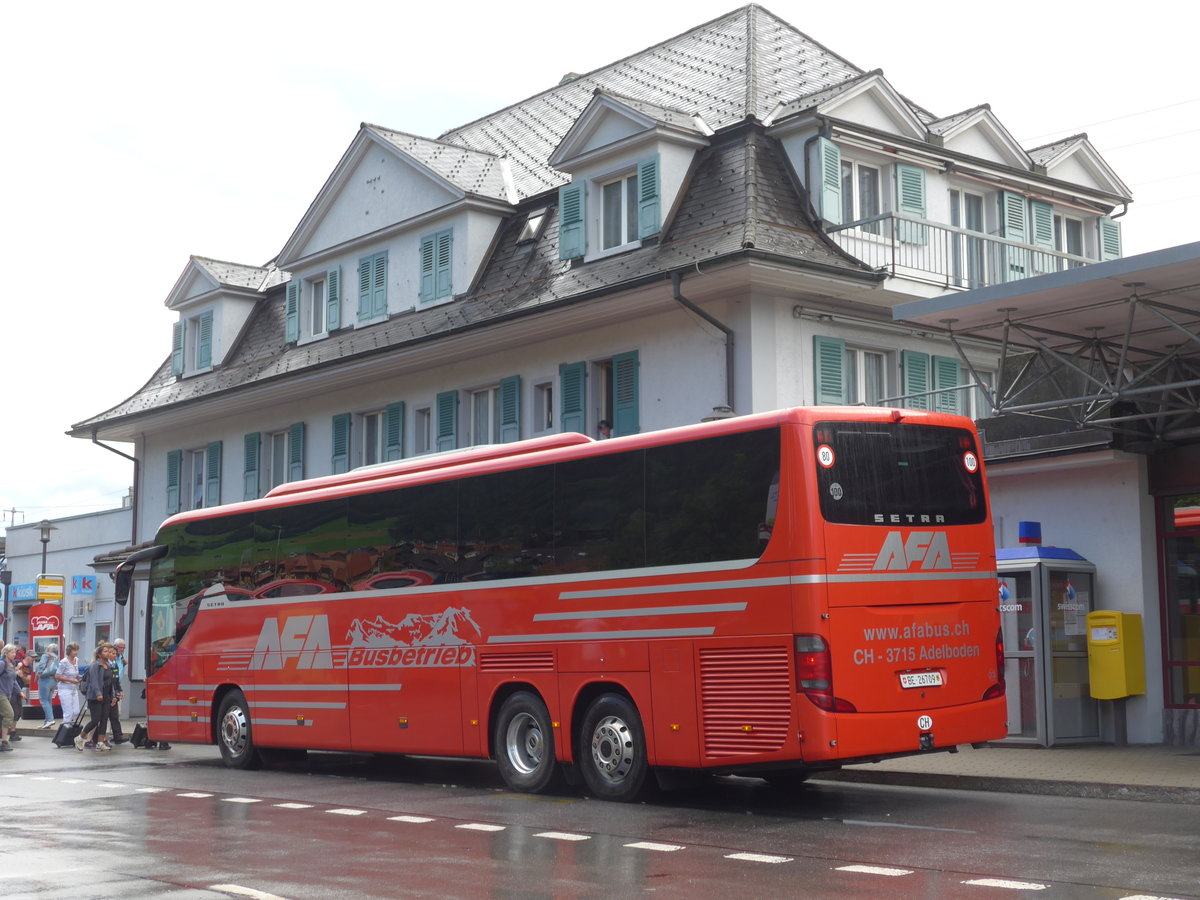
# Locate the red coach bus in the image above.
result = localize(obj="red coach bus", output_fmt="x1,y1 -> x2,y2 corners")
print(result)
116,407 -> 1005,801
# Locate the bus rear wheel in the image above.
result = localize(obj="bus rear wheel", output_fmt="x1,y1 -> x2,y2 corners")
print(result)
578,693 -> 648,802
495,692 -> 558,793
217,690 -> 261,770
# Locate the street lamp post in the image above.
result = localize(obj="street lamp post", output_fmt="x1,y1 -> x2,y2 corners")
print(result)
37,519 -> 57,575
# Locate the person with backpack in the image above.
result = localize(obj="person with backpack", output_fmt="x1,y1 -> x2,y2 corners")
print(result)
75,643 -> 114,752
35,643 -> 60,728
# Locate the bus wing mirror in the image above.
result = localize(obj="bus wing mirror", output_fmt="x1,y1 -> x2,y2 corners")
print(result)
111,545 -> 169,606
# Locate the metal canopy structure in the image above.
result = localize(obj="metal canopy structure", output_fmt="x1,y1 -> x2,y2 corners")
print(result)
893,242 -> 1200,450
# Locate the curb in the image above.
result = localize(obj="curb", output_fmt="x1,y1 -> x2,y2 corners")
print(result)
815,769 -> 1200,806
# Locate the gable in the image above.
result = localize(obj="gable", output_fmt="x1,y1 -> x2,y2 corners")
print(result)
943,127 -> 1025,168
936,110 -> 1030,170
826,91 -> 922,139
1044,153 -> 1109,193
289,141 -> 460,264
166,266 -> 220,311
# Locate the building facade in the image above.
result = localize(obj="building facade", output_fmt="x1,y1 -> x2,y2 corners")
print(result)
73,6 -> 1153,737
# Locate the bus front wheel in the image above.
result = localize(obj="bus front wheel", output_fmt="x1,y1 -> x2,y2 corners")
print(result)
217,690 -> 261,770
495,691 -> 558,793
578,693 -> 648,802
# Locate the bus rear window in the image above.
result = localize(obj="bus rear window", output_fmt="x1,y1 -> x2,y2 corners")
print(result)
813,422 -> 985,526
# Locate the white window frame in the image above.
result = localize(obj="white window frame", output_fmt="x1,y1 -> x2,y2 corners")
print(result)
470,386 -> 501,446
844,346 -> 889,406
184,447 -> 207,511
266,430 -> 290,490
840,159 -> 882,234
533,381 -> 554,434
1054,214 -> 1086,269
949,188 -> 988,288
306,275 -> 328,339
414,407 -> 432,455
361,409 -> 386,467
593,168 -> 640,255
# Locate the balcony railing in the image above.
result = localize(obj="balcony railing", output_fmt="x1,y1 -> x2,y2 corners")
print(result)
827,215 -> 1093,290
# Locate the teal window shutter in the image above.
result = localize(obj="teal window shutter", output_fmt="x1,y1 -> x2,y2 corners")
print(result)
205,440 -> 222,508
288,422 -> 306,481
814,336 -> 846,405
559,361 -> 587,432
558,182 -> 586,260
1098,217 -> 1122,260
243,432 -> 260,501
166,449 -> 182,515
612,351 -> 640,436
435,229 -> 452,299
814,137 -> 842,225
357,256 -> 372,321
1001,191 -> 1029,281
171,322 -> 184,376
436,390 -> 459,451
902,350 -> 930,410
196,311 -> 213,369
331,413 -> 351,474
326,266 -> 341,331
371,252 -> 388,318
637,155 -> 661,239
385,402 -> 405,460
419,234 -> 436,301
285,280 -> 300,342
895,163 -> 927,245
1030,201 -> 1054,249
933,355 -> 960,414
499,375 -> 521,443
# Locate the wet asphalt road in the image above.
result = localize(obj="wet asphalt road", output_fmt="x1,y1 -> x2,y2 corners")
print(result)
1,738 -> 1197,900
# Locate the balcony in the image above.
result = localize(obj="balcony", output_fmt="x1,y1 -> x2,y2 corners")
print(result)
828,214 -> 1093,290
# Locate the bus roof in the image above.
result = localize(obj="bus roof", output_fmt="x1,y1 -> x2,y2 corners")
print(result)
264,432 -> 595,498
161,406 -> 973,530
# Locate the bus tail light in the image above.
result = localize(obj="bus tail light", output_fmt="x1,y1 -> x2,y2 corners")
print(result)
794,635 -> 856,712
982,627 -> 1006,700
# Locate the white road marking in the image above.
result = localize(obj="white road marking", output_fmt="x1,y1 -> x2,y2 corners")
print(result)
135,787 -> 167,793
274,803 -> 313,809
1,774 -> 22,779
389,815 -> 435,823
326,808 -> 367,816
962,878 -> 1049,890
535,832 -> 590,842
30,776 -> 54,781
209,885 -> 291,900
223,797 -> 262,804
837,864 -> 913,877
178,792 -> 213,798
1121,896 -> 1191,900
456,823 -> 506,832
60,779 -> 85,784
97,783 -> 126,788
727,852 -> 793,864
625,841 -> 685,852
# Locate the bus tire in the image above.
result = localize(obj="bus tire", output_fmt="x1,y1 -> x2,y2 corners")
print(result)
216,690 -> 261,770
495,691 -> 558,794
761,770 -> 811,789
578,693 -> 648,802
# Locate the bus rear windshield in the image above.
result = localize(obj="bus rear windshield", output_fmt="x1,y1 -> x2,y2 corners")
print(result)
814,421 -> 986,526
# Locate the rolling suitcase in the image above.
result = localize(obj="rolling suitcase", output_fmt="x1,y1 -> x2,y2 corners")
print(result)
52,708 -> 85,748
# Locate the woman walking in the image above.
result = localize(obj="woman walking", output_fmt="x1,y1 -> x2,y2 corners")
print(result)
36,643 -> 60,728
0,644 -> 20,751
54,643 -> 83,729
75,643 -> 114,752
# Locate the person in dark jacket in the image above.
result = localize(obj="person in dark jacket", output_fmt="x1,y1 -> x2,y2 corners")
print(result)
0,645 -> 19,751
75,644 -> 114,752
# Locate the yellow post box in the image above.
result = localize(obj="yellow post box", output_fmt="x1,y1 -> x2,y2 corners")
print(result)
1086,611 -> 1145,699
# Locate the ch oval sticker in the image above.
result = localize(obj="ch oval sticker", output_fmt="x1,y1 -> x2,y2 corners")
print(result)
963,451 -> 978,473
917,715 -> 933,732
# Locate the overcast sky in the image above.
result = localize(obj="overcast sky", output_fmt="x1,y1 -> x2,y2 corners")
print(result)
2,0 -> 1196,535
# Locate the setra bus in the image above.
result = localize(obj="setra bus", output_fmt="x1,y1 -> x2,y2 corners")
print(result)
115,406 -> 1005,801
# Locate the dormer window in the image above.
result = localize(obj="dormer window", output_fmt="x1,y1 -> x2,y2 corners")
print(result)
171,310 -> 213,377
840,160 -> 880,233
602,171 -> 640,250
309,276 -> 327,336
286,267 -> 341,341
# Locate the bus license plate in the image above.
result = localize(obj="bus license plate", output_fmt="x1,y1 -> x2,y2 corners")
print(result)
899,671 -> 943,689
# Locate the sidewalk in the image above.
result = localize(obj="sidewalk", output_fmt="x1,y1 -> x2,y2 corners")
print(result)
12,717 -> 1198,804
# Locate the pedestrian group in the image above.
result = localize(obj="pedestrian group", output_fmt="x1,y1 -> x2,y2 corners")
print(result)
0,638 -> 128,753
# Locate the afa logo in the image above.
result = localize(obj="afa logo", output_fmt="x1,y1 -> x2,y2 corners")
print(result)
873,531 -> 953,571
247,607 -> 480,671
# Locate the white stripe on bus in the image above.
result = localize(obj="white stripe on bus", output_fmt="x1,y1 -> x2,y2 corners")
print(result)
534,602 -> 746,621
488,627 -> 715,644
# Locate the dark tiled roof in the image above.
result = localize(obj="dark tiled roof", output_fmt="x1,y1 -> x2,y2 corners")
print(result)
71,127 -> 873,434
191,256 -> 284,291
439,5 -> 865,199
366,125 -> 512,202
1028,134 -> 1088,166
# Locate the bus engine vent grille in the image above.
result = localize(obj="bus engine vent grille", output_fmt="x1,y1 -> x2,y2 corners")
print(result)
698,646 -> 791,757
477,650 -> 555,672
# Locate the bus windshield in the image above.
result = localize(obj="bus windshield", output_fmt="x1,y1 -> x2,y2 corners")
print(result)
813,421 -> 985,525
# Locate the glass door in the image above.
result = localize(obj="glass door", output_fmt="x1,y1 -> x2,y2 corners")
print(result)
1046,569 -> 1099,742
999,570 -> 1042,742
